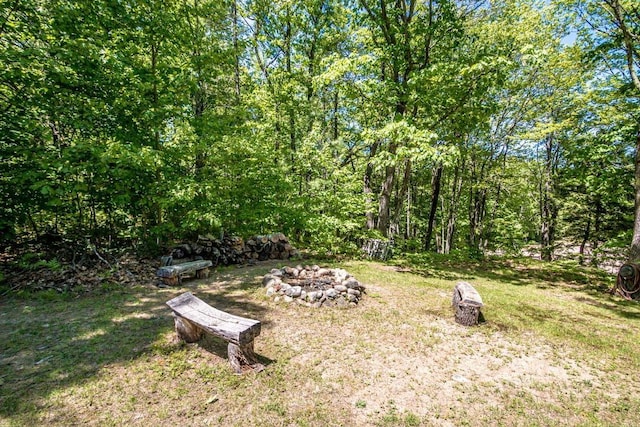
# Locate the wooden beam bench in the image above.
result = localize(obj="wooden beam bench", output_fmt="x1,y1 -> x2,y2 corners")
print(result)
156,260 -> 213,286
452,281 -> 484,326
166,292 -> 264,373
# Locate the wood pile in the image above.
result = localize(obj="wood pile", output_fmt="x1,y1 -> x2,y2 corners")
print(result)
164,233 -> 297,267
245,233 -> 297,261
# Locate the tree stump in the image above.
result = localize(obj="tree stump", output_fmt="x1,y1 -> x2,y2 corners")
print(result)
452,281 -> 484,326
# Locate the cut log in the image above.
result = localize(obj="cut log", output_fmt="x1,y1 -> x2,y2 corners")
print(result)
228,341 -> 265,373
196,267 -> 210,279
452,281 -> 484,326
174,316 -> 203,343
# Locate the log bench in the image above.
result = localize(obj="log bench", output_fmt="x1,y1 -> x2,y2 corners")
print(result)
452,281 -> 484,326
166,292 -> 264,373
156,260 -> 213,286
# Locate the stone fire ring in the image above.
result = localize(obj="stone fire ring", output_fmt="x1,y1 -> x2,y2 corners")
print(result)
262,265 -> 365,308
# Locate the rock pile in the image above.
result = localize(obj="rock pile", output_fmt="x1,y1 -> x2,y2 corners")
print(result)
262,265 -> 365,307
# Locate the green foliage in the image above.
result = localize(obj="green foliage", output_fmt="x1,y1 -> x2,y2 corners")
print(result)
0,0 -> 636,256
17,254 -> 62,272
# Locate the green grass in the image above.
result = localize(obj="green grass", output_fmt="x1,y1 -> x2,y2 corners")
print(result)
1,257 -> 640,426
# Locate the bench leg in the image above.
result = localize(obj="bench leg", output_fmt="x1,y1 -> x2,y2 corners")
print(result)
163,276 -> 180,286
174,315 -> 203,343
228,341 -> 265,374
196,268 -> 210,279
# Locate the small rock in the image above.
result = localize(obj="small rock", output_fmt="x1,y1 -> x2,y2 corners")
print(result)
286,286 -> 302,297
300,290 -> 307,300
312,301 -> 322,308
284,295 -> 294,303
274,296 -> 281,303
270,268 -> 283,277
334,269 -> 349,283
325,288 -> 338,298
266,287 -> 276,297
317,268 -> 331,276
347,293 -> 358,303
263,275 -> 281,287
336,298 -> 348,307
335,284 -> 348,293
343,278 -> 360,289
280,283 -> 291,292
347,288 -> 361,296
349,302 -> 357,308
299,270 -> 308,278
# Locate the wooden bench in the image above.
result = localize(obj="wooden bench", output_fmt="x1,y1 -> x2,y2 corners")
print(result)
156,260 -> 213,286
166,292 -> 264,373
452,281 -> 484,326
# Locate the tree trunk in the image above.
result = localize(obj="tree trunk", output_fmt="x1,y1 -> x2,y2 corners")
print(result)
469,186 -> 487,251
425,163 -> 443,251
232,0 -> 241,100
364,140 -> 380,230
540,134 -> 557,262
392,159 -> 411,233
377,163 -> 396,237
579,217 -> 591,265
604,1 -> 640,260
444,163 -> 463,254
630,128 -> 640,261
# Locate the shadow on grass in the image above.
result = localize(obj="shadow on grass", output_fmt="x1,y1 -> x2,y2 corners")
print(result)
397,253 -> 640,321
0,264 -> 274,421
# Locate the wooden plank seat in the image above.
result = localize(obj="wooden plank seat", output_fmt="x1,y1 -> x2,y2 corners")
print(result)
452,281 -> 484,326
156,260 -> 213,286
166,292 -> 264,373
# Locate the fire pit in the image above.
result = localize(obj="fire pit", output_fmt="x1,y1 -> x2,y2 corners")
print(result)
262,265 -> 365,307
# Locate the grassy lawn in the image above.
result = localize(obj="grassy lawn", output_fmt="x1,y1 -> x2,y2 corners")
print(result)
2,256 -> 640,426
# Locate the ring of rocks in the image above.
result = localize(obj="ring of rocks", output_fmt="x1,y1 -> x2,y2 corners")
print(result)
262,265 -> 365,308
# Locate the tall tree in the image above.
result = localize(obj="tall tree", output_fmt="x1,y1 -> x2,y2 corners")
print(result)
566,0 -> 640,259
